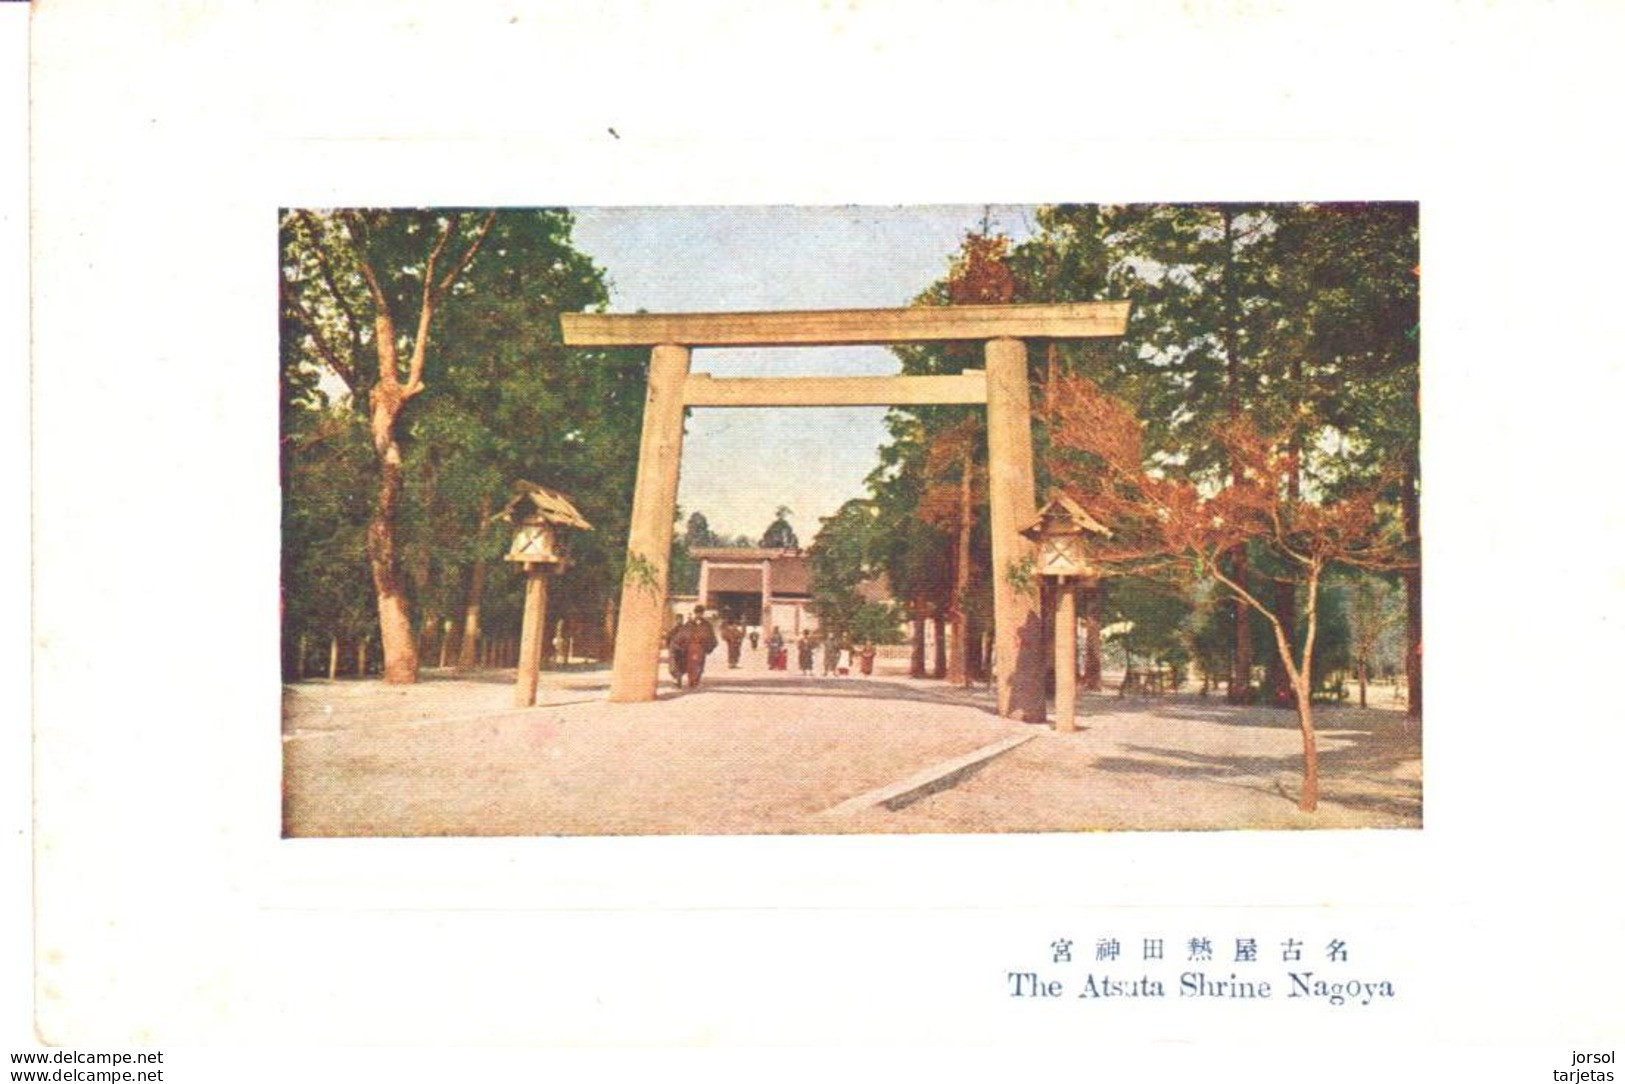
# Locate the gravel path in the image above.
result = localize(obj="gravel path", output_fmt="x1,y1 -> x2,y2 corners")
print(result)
282,654 -> 1421,836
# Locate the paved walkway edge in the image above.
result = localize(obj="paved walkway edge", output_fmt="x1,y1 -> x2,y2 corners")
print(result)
818,732 -> 1040,817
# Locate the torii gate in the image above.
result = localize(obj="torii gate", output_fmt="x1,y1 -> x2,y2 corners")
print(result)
559,301 -> 1130,722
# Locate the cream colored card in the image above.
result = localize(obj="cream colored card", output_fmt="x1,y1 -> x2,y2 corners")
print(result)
21,1 -> 1624,1076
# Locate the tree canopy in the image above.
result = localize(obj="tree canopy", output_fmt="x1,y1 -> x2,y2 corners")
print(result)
280,208 -> 640,679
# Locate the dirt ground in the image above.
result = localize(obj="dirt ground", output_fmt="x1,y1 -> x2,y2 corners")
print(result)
282,648 -> 1421,836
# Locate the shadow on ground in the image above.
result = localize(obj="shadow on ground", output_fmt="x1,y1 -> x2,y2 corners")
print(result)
1086,714 -> 1421,820
692,674 -> 1001,713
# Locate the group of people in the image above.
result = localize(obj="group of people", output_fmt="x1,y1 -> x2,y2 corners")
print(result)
663,607 -> 877,689
763,625 -> 874,677
792,629 -> 875,677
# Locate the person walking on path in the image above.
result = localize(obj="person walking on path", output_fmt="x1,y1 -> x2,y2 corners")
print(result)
796,630 -> 816,675
822,633 -> 839,677
667,606 -> 718,689
767,626 -> 786,671
858,641 -> 876,677
721,618 -> 745,668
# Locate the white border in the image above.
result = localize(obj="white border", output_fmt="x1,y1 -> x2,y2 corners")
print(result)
26,0 -> 1625,1063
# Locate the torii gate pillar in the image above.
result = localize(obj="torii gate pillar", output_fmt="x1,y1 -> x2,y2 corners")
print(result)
608,342 -> 691,702
985,336 -> 1046,722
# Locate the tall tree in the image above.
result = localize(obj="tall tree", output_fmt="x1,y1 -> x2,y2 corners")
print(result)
282,210 -> 497,682
759,506 -> 799,550
412,209 -> 627,668
685,511 -> 719,549
1104,205 -> 1280,702
1045,375 -> 1409,811
1275,203 -> 1420,718
916,418 -> 986,685
281,208 -> 629,679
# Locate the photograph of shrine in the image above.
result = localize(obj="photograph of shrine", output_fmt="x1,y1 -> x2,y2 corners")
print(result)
279,203 -> 1421,836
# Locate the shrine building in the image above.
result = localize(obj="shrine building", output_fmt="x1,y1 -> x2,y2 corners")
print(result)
671,546 -> 816,634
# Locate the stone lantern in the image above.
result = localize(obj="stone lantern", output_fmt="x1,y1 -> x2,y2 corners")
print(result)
498,481 -> 592,707
1021,493 -> 1110,732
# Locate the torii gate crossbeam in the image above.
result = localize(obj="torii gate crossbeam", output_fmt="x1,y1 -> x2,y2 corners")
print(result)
559,301 -> 1130,723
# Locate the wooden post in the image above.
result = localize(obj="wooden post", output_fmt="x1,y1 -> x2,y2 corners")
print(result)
1054,578 -> 1077,733
515,566 -> 550,707
609,343 -> 692,702
984,337 -> 1045,722
761,558 -> 773,637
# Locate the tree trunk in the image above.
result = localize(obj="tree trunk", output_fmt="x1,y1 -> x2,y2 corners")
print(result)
1295,685 -> 1319,812
415,615 -> 430,663
910,608 -> 927,678
1080,578 -> 1103,692
1402,465 -> 1422,720
299,213 -> 495,688
417,602 -> 439,666
1358,659 -> 1368,708
1219,206 -> 1251,706
456,557 -> 489,670
931,613 -> 947,679
1266,578 -> 1297,707
1227,547 -> 1253,703
1269,351 -> 1305,710
368,416 -> 420,684
455,494 -> 493,670
328,635 -> 339,681
965,612 -> 988,683
947,448 -> 973,686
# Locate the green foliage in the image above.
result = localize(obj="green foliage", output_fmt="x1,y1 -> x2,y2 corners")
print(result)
669,533 -> 700,596
622,551 -> 661,595
1003,555 -> 1037,596
759,506 -> 799,550
808,498 -> 904,643
847,603 -> 907,646
280,208 -> 640,664
1339,568 -> 1406,677
1103,575 -> 1195,665
280,405 -> 376,673
684,511 -> 719,549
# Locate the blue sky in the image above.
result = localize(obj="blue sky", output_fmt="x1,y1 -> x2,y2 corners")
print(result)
568,205 -> 1035,544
